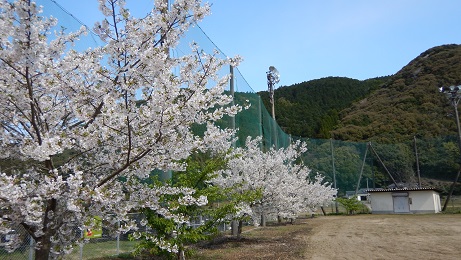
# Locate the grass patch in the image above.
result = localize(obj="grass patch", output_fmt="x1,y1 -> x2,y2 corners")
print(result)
0,247 -> 32,260
66,240 -> 138,260
1,239 -> 138,260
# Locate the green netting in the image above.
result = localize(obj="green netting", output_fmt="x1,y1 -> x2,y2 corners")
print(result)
298,136 -> 460,195
185,23 -> 461,195
36,1 -> 461,195
299,138 -> 370,195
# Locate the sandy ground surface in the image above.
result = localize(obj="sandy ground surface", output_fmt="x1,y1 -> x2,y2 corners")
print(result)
304,214 -> 461,260
191,214 -> 461,260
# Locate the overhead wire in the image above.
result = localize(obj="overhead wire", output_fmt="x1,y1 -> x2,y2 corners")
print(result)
195,23 -> 255,93
47,0 -> 101,46
43,0 -> 255,93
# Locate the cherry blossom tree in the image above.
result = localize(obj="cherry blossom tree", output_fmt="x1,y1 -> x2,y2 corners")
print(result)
212,137 -> 337,226
0,0 -> 240,258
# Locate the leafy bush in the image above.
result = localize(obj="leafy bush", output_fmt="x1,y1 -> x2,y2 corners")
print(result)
336,197 -> 362,215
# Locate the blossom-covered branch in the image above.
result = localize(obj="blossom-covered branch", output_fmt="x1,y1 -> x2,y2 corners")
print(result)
0,0 -> 240,258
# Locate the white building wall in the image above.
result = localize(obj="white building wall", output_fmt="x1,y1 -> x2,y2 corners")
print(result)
434,193 -> 441,213
408,191 -> 435,213
370,190 -> 441,214
409,190 -> 442,213
370,192 -> 394,214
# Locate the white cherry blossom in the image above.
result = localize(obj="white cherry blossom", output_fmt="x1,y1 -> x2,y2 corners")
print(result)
213,137 -> 337,224
0,0 -> 239,258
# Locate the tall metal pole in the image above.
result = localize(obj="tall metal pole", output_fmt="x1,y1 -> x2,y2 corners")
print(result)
266,66 -> 279,148
330,139 -> 338,213
229,65 -> 239,236
441,86 -> 461,211
230,65 -> 235,134
441,86 -> 461,162
443,167 -> 461,211
414,136 -> 422,188
267,70 -> 276,148
451,97 -> 461,158
355,143 -> 369,195
267,70 -> 275,119
268,84 -> 275,120
369,142 -> 398,187
442,99 -> 461,211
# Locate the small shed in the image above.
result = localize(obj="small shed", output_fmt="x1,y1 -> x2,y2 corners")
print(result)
366,188 -> 441,214
345,188 -> 369,202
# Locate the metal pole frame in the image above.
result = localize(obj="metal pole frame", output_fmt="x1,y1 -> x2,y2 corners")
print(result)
330,139 -> 338,213
441,87 -> 461,211
266,71 -> 275,119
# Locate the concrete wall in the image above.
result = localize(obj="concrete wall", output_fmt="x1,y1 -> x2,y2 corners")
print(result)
369,190 -> 441,214
370,192 -> 394,214
408,190 -> 441,213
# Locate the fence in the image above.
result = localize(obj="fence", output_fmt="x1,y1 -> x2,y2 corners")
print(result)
1,214 -> 141,260
65,232 -> 137,260
0,212 -> 237,260
0,227 -> 137,260
302,136 -> 461,196
0,225 -> 34,260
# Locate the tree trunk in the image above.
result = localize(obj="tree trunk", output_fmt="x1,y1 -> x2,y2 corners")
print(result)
34,198 -> 58,260
260,213 -> 266,227
177,249 -> 185,260
237,220 -> 243,239
34,236 -> 51,260
231,220 -> 238,236
320,206 -> 326,216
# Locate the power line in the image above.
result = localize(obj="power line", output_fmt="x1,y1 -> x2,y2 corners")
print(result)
44,1 -> 254,93
47,0 -> 100,45
195,23 -> 255,93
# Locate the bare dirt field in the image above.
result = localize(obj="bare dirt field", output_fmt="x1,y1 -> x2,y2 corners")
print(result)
191,214 -> 461,260
304,214 -> 461,260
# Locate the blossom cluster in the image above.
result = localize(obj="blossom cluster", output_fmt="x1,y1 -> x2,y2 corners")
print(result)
0,0 -> 239,257
0,0 -> 336,258
212,137 -> 337,224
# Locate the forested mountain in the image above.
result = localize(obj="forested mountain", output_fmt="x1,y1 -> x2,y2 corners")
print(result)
333,44 -> 461,143
261,44 -> 461,143
258,44 -> 461,191
258,76 -> 390,138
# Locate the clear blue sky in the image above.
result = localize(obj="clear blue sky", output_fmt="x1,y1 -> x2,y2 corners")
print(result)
41,0 -> 461,92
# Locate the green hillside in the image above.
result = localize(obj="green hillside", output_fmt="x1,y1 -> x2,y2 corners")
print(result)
258,76 -> 389,138
258,44 -> 461,191
333,44 -> 461,143
260,44 -> 461,143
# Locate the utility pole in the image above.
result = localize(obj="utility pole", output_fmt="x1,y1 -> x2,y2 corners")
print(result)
414,136 -> 422,188
266,66 -> 280,120
330,139 -> 338,213
355,143 -> 369,195
440,86 -> 461,211
229,65 -> 240,236
266,66 -> 280,149
369,142 -> 398,187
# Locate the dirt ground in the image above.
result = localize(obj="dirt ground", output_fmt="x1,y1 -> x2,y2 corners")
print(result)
304,214 -> 461,260
191,214 -> 461,260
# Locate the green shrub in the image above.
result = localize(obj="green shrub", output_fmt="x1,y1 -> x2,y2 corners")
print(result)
336,197 -> 362,215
